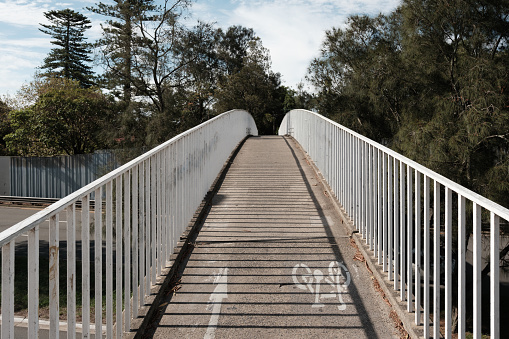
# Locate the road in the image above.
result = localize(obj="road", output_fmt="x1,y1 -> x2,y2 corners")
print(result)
0,204 -> 94,242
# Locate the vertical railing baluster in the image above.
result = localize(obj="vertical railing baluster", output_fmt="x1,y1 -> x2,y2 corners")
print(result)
373,146 -> 377,251
362,141 -> 366,237
490,212 -> 500,339
415,170 -> 421,325
378,150 -> 382,264
383,153 -> 388,272
340,129 -> 343,207
392,158 -> 397,285
170,148 -> 176,260
359,140 -> 363,235
2,239 -> 15,339
106,181 -> 113,337
157,152 -> 162,277
49,214 -> 60,339
445,187 -> 452,338
162,147 -> 168,265
124,171 -> 131,332
457,195 -> 465,337
94,187 -> 103,338
473,203 -> 481,338
132,166 -> 139,319
350,133 -> 354,219
139,162 -> 145,308
67,203 -> 76,339
146,159 -> 151,295
116,175 -> 123,339
388,156 -> 394,279
400,161 -> 405,300
407,166 -> 413,311
423,176 -> 430,338
433,181 -> 441,339
49,214 -> 59,339
368,144 -> 372,242
152,155 -> 157,285
82,195 -> 90,339
28,224 -> 39,338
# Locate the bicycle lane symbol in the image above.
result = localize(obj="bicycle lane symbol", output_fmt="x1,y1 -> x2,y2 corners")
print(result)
292,261 -> 351,310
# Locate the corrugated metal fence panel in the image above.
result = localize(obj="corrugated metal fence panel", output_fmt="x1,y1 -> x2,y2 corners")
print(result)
9,151 -> 118,198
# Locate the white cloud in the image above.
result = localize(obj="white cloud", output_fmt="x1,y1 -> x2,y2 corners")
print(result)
221,0 -> 400,88
0,0 -> 51,27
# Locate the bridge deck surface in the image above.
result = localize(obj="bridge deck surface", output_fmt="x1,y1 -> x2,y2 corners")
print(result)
150,135 -> 397,338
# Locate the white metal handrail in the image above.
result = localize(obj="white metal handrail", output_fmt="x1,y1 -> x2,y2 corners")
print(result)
279,109 -> 505,339
0,109 -> 258,339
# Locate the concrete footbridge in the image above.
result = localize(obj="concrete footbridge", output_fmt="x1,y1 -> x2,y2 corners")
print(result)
0,110 -> 506,338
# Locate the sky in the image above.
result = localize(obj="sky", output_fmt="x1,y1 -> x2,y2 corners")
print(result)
0,0 -> 401,97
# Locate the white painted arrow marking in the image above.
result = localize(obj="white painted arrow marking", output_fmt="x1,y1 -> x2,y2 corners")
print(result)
204,268 -> 228,339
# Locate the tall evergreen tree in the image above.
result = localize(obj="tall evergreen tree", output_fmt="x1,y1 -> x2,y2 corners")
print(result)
87,0 -> 156,103
39,9 -> 94,88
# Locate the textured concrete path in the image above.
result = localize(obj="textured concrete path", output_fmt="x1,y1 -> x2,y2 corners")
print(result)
150,136 -> 397,338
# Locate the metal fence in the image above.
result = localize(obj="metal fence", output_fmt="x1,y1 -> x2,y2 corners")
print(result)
0,109 -> 258,339
279,109 -> 506,339
5,151 -> 118,198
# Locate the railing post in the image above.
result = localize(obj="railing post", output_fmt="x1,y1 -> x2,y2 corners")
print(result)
423,175 -> 430,338
392,158 -> 397,285
67,203 -> 76,339
139,161 -> 145,309
81,195 -> 90,339
94,187 -> 103,337
132,167 -> 139,319
407,166 -> 413,311
458,195 -> 466,337
490,212 -> 500,339
473,203 -> 482,338
377,150 -> 383,264
415,171 -> 421,325
28,225 -> 39,338
49,214 -> 60,339
125,171 -> 132,333
400,161 -> 405,300
106,181 -> 113,336
116,175 -> 123,339
2,240 -> 15,339
445,187 -> 452,337
433,181 -> 441,339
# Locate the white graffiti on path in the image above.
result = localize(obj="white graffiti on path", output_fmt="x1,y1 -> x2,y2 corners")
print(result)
292,261 -> 351,310
204,268 -> 228,339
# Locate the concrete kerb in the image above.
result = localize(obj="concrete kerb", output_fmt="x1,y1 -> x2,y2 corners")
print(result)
127,135 -> 252,338
286,135 -> 424,339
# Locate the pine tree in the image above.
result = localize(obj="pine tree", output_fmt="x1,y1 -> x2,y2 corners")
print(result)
39,9 -> 94,88
87,0 -> 155,102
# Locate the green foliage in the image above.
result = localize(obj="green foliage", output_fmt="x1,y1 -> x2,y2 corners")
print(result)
214,39 -> 286,134
309,0 -> 509,208
5,79 -> 115,156
0,99 -> 13,155
39,9 -> 94,88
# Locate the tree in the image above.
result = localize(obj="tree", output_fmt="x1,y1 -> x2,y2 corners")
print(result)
308,13 -> 408,142
5,79 -> 114,156
88,0 -> 156,103
216,26 -> 256,77
0,99 -> 13,155
174,22 -> 222,127
214,39 -> 285,135
39,9 -> 94,88
308,1 -> 509,333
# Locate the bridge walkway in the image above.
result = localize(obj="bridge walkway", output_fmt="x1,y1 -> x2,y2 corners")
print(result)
149,135 -> 398,338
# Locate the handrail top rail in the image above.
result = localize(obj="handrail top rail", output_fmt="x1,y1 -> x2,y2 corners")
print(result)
0,109 -> 253,247
285,109 -> 509,221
